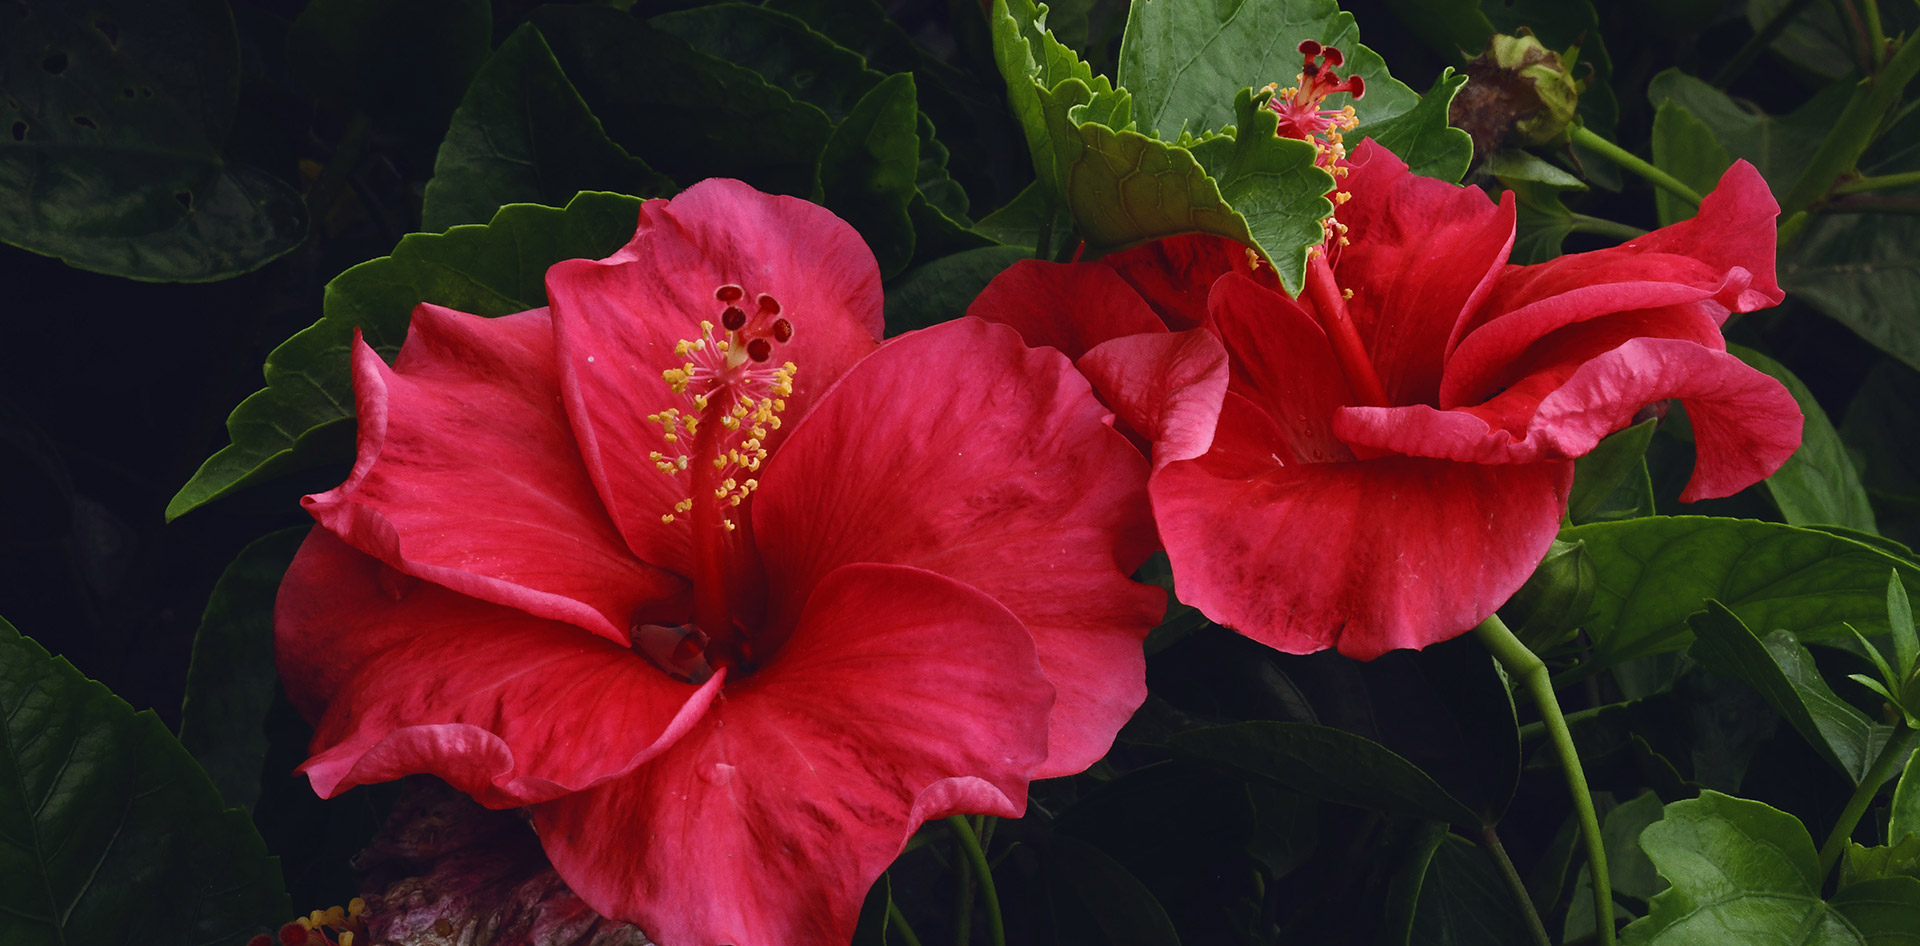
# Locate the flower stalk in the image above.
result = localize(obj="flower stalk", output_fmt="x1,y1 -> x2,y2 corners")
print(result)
1474,614 -> 1615,946
1816,725 -> 1916,876
948,815 -> 1005,946
1569,126 -> 1703,208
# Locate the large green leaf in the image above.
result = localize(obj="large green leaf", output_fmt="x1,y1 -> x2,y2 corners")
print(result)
1169,721 -> 1478,825
1731,345 -> 1878,533
1843,361 -> 1920,509
1365,69 -> 1473,183
884,245 -> 1030,336
1687,603 -> 1889,784
1406,834 -> 1536,946
1895,749 -> 1920,845
1650,99 -> 1733,228
531,5 -> 831,198
819,74 -> 922,278
0,615 -> 290,944
166,191 -> 645,520
178,528 -> 309,812
1116,0 -> 1419,142
0,0 -> 307,281
1564,516 -> 1920,666
421,24 -> 671,232
287,0 -> 488,134
1624,792 -> 1920,945
1047,835 -> 1183,946
1569,418 -> 1658,524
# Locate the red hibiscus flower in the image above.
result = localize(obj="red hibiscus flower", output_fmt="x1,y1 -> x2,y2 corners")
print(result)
274,179 -> 1162,946
969,140 -> 1800,660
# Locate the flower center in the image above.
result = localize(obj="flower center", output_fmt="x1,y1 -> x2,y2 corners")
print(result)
633,283 -> 798,681
1265,40 -> 1365,169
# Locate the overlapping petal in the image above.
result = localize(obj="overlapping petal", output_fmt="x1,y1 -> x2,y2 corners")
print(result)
545,179 -> 884,571
966,259 -> 1166,359
1152,454 -> 1573,658
303,306 -> 679,643
277,529 -> 721,808
1078,329 -> 1230,469
753,318 -> 1162,777
532,562 -> 1051,946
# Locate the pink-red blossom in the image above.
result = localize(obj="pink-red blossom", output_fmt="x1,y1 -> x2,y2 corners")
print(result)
276,179 -> 1162,946
969,140 -> 1801,659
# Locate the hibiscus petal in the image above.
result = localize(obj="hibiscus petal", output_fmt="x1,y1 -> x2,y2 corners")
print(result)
277,529 -> 721,808
1152,454 -> 1572,658
753,318 -> 1162,777
531,562 -> 1052,946
966,259 -> 1167,358
1528,337 -> 1802,500
1442,161 -> 1782,407
1335,140 -> 1516,407
545,179 -> 884,571
1100,233 -> 1272,329
1078,329 -> 1230,469
302,308 -> 679,643
1208,272 -> 1357,463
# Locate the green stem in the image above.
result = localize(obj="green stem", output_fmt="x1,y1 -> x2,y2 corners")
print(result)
951,827 -> 972,946
1714,0 -> 1820,87
1864,0 -> 1888,68
1567,214 -> 1650,241
1835,0 -> 1876,76
947,816 -> 1005,946
888,900 -> 927,946
1570,126 -> 1703,208
1478,822 -> 1554,946
1817,726 -> 1916,876
1835,169 -> 1920,194
1476,614 -> 1615,946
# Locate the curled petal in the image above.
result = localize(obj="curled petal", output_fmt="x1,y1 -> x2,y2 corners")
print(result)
1153,454 -> 1572,658
545,179 -> 884,573
532,562 -> 1051,946
304,309 -> 679,643
754,318 -> 1162,777
1208,272 -> 1356,463
1078,329 -> 1230,469
966,259 -> 1166,358
277,530 -> 720,807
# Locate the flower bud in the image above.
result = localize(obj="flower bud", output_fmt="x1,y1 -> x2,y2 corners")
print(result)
1504,538 -> 1597,653
1450,30 -> 1588,162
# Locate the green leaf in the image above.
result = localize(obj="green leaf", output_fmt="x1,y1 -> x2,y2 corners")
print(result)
287,0 -> 489,134
973,182 -> 1066,249
1843,360 -> 1920,508
0,614 -> 291,944
1564,516 -> 1920,667
421,24 -> 672,232
177,528 -> 306,814
1730,345 -> 1878,533
1565,791 -> 1669,941
1366,69 -> 1474,183
0,0 -> 308,281
1889,749 -> 1920,854
1570,418 -> 1658,524
1646,68 -> 1838,185
1650,99 -> 1733,228
1832,876 -> 1920,944
531,5 -> 832,198
1047,835 -> 1184,946
1407,834 -> 1536,946
1624,791 -> 1854,945
1116,0 -> 1420,142
653,2 -> 883,124
1209,87 -> 1339,290
1687,602 -> 1887,783
884,245 -> 1030,336
1894,570 -> 1919,678
167,191 -> 644,520
1169,721 -> 1479,825
820,74 -> 922,278
990,0 -> 1106,200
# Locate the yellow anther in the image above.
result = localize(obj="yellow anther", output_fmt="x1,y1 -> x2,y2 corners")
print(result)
724,519 -> 737,532
662,513 -> 675,523
349,899 -> 367,918
1342,288 -> 1354,299
341,934 -> 355,946
692,394 -> 709,410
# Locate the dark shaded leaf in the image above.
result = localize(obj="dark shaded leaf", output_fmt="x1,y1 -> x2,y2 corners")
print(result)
1570,419 -> 1658,524
421,24 -> 671,232
0,614 -> 290,945
883,245 -> 1029,336
178,527 -> 308,812
1170,721 -> 1478,825
1047,835 -> 1183,946
0,0 -> 307,280
167,192 -> 644,520
287,0 -> 488,134
1408,834 -> 1534,946
820,73 -> 921,277
1730,345 -> 1877,533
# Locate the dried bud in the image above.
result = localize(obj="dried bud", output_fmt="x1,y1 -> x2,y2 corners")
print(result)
1450,30 -> 1588,163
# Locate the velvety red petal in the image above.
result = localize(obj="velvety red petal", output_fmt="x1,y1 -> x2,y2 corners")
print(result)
1152,455 -> 1573,658
277,529 -> 720,808
1078,329 -> 1230,469
545,179 -> 884,572
1443,161 -> 1782,407
1528,338 -> 1802,500
966,259 -> 1166,358
753,318 -> 1162,777
1208,272 -> 1357,463
1100,233 -> 1274,330
1334,141 -> 1516,407
302,308 -> 679,643
531,562 -> 1052,946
